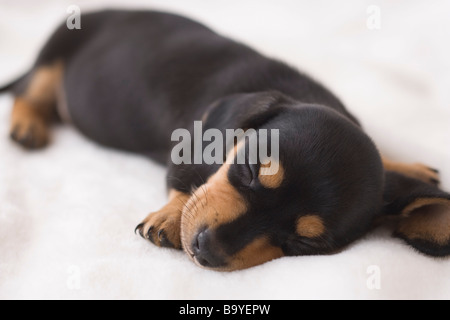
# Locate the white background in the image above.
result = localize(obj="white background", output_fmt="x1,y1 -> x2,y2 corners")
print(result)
0,0 -> 449,299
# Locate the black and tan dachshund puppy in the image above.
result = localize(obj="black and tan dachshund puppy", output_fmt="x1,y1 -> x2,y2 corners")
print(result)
1,10 -> 449,271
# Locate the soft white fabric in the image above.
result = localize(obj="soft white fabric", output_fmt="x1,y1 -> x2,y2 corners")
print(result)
0,0 -> 449,300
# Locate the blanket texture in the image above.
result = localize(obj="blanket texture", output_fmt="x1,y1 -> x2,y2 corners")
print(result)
0,0 -> 449,299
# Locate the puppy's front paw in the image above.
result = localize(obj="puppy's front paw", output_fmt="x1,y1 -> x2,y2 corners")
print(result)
135,209 -> 182,249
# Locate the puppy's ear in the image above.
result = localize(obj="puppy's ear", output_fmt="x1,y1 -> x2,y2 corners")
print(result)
202,91 -> 290,131
383,171 -> 450,257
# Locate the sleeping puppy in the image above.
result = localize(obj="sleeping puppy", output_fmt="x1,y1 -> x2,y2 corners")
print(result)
1,10 -> 449,271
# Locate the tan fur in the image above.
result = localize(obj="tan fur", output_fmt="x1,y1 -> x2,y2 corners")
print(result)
10,61 -> 64,148
138,190 -> 191,249
397,199 -> 450,245
10,98 -> 49,148
382,158 -> 439,184
296,215 -> 325,238
259,161 -> 284,189
402,198 -> 450,217
26,61 -> 64,107
224,237 -> 284,271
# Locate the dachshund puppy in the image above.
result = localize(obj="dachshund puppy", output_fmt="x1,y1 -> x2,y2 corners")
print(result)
1,10 -> 449,271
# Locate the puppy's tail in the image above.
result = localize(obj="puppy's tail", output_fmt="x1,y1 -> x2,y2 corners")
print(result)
0,73 -> 29,95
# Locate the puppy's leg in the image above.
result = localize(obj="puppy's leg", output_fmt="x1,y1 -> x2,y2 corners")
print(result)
10,61 -> 63,149
382,157 -> 440,186
136,190 -> 191,249
381,156 -> 450,257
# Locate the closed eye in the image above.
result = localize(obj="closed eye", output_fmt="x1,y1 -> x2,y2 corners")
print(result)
247,162 -> 258,184
237,162 -> 258,187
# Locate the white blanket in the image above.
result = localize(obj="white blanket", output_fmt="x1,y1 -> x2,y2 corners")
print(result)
1,0 -> 449,299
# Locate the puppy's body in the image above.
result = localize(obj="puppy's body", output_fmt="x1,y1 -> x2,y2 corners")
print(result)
2,10 -> 450,271
18,10 -> 356,156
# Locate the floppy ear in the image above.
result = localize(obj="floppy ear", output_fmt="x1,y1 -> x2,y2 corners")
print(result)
166,91 -> 289,193
383,171 -> 450,257
202,91 -> 290,131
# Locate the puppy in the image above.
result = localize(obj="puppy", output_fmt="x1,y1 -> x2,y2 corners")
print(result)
1,10 -> 449,271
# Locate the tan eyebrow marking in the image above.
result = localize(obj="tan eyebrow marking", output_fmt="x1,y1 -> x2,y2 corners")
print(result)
296,215 -> 325,238
259,161 -> 284,189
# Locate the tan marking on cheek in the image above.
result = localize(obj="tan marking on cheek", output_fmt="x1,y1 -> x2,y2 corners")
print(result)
259,161 -> 284,189
202,163 -> 247,227
225,237 -> 284,271
397,199 -> 450,245
296,215 -> 325,238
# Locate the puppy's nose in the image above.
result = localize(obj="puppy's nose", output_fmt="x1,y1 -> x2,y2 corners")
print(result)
192,229 -> 225,268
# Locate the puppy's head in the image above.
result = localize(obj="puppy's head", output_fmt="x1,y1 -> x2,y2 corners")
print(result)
180,91 -> 385,270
